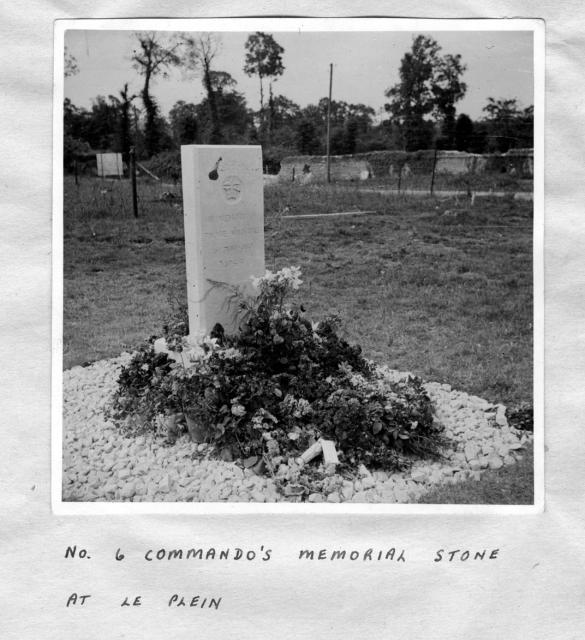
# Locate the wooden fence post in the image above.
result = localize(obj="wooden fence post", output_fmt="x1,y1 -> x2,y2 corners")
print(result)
430,147 -> 438,195
130,147 -> 138,219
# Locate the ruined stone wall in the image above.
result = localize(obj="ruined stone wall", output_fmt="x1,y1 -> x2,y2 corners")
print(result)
277,149 -> 533,181
278,155 -> 372,183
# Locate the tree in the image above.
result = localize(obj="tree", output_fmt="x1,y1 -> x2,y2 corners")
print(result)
181,33 -> 223,143
209,70 -> 237,92
342,118 -> 359,155
318,98 -> 349,128
195,81 -> 251,144
384,35 -> 440,150
169,100 -> 198,145
64,98 -> 89,141
299,104 -> 325,132
64,46 -> 79,77
482,97 -> 533,151
269,94 -> 301,129
384,35 -> 466,151
433,54 -> 467,147
346,103 -> 375,134
296,119 -> 321,155
63,98 -> 92,171
243,32 -> 285,140
112,83 -> 137,164
517,105 -> 534,148
86,95 -> 118,150
64,134 -> 91,172
131,32 -> 182,156
454,113 -> 474,151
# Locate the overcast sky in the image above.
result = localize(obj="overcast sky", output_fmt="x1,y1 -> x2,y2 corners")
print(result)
64,28 -> 534,121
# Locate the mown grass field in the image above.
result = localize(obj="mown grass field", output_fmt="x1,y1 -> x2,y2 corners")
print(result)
365,171 -> 532,193
64,177 -> 533,404
62,175 -> 534,504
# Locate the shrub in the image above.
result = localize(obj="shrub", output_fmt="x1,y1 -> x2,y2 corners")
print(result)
141,150 -> 181,182
111,267 -> 444,472
112,345 -> 176,432
506,402 -> 533,431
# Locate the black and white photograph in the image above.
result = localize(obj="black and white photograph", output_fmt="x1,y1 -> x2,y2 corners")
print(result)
56,19 -> 541,509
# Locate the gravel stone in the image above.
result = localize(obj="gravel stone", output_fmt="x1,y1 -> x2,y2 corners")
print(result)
488,456 -> 504,470
340,483 -> 354,501
358,464 -> 372,478
361,476 -> 376,490
468,460 -> 481,472
464,442 -> 481,462
62,356 -> 533,504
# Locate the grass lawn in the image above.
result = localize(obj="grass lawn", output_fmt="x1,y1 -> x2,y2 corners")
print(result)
62,175 -> 534,503
63,177 -> 533,406
365,172 -> 532,193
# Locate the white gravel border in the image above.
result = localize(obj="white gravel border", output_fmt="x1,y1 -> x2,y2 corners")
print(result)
62,355 -> 532,503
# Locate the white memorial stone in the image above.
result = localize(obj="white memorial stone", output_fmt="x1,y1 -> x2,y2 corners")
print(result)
320,439 -> 339,465
181,145 -> 265,338
96,152 -> 123,177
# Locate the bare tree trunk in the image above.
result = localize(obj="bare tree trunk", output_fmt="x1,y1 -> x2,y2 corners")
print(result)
142,70 -> 159,157
258,73 -> 265,140
203,64 -> 222,144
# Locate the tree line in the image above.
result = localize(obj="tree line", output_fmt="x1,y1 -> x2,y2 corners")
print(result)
64,33 -> 534,173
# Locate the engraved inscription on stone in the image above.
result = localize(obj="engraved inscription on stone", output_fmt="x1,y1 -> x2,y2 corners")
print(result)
221,175 -> 243,203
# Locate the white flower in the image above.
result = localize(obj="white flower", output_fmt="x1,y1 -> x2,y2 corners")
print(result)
280,266 -> 303,289
251,413 -> 264,429
185,345 -> 205,362
338,362 -> 353,377
231,404 -> 246,417
218,347 -> 243,360
252,266 -> 302,291
293,398 -> 312,418
202,336 -> 219,350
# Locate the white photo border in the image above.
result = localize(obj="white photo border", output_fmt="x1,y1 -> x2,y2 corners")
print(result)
52,16 -> 545,515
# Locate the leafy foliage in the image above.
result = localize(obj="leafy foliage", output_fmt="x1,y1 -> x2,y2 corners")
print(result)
111,268 -> 444,472
180,33 -> 223,143
111,345 -> 176,432
141,150 -> 181,182
131,32 -> 182,156
243,32 -> 285,141
169,100 -> 198,146
506,402 -> 533,432
64,45 -> 79,77
384,35 -> 467,151
63,32 -> 533,166
243,32 -> 285,110
481,98 -> 534,152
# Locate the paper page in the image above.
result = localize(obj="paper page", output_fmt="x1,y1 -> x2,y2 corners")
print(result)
0,3 -> 583,639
